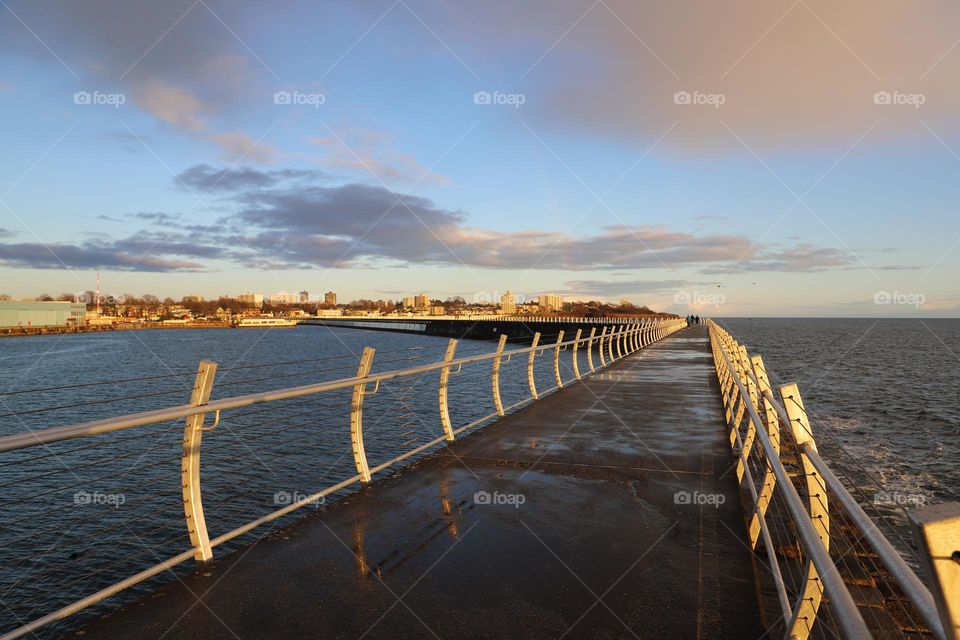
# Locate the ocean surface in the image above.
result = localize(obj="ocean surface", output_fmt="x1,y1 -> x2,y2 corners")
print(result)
0,319 -> 957,635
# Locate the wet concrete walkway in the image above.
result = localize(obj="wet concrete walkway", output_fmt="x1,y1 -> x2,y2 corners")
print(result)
80,326 -> 762,639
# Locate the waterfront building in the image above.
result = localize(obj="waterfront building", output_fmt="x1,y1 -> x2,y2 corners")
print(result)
237,292 -> 264,307
538,294 -> 564,312
299,291 -> 309,304
269,291 -> 299,305
324,291 -> 337,306
499,290 -> 517,314
0,300 -> 86,328
402,296 -> 414,309
414,294 -> 429,310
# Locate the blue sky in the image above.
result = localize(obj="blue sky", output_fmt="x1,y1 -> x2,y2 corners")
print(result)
1,0 -> 959,316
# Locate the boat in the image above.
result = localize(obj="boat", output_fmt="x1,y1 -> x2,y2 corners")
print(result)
236,317 -> 298,328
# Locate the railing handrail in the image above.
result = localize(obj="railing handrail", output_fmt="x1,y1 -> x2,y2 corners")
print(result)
0,318 -> 688,640
0,328 -> 636,453
710,322 -> 873,639
716,326 -> 947,640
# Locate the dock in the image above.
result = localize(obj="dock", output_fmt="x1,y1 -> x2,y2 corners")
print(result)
0,318 -> 956,640
77,326 -> 761,639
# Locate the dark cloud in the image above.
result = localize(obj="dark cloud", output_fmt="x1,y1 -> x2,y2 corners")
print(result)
0,165 -> 875,274
174,164 -> 329,193
0,242 -> 205,271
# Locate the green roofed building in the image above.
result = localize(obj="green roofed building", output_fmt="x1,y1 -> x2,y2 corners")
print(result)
0,300 -> 87,328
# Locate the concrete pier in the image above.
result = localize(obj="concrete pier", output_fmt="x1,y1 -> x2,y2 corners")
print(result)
79,326 -> 762,639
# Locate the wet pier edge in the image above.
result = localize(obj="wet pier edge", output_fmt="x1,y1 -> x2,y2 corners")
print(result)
79,325 -> 763,639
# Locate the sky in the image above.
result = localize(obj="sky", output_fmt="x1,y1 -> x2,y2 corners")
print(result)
1,0 -> 959,317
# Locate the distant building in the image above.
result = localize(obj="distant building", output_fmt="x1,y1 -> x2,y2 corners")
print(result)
299,291 -> 309,304
183,294 -> 205,303
414,294 -> 429,310
269,291 -> 298,305
0,300 -> 86,328
538,294 -> 564,312
499,290 -> 517,314
324,291 -> 337,306
403,296 -> 415,309
237,292 -> 264,307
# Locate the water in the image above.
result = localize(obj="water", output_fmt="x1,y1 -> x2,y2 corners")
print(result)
719,317 -> 959,551
0,320 -> 957,635
0,325 -> 582,635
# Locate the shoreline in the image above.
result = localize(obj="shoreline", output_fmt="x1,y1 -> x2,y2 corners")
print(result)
0,322 -> 232,339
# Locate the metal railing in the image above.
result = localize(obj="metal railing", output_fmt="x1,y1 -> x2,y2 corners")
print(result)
708,320 -> 958,640
0,318 -> 684,639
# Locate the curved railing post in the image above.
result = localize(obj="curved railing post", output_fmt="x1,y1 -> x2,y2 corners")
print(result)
571,328 -> 582,381
631,323 -> 638,352
491,334 -> 508,416
351,347 -> 376,484
553,330 -> 565,388
748,354 -> 780,549
607,326 -> 616,363
439,339 -> 458,442
182,360 -> 217,563
615,326 -> 624,359
598,327 -> 607,368
528,332 -> 541,399
734,345 -> 758,484
586,327 -> 596,373
780,382 -> 830,640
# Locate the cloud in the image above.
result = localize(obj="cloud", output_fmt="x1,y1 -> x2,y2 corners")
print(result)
0,165 -> 897,275
562,279 -> 686,297
174,164 -> 328,192
82,164 -> 869,273
307,128 -> 450,186
207,132 -> 278,164
131,80 -> 206,132
369,0 -> 960,150
0,241 -> 206,272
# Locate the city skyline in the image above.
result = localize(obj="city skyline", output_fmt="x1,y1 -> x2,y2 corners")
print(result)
2,1 -> 960,317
